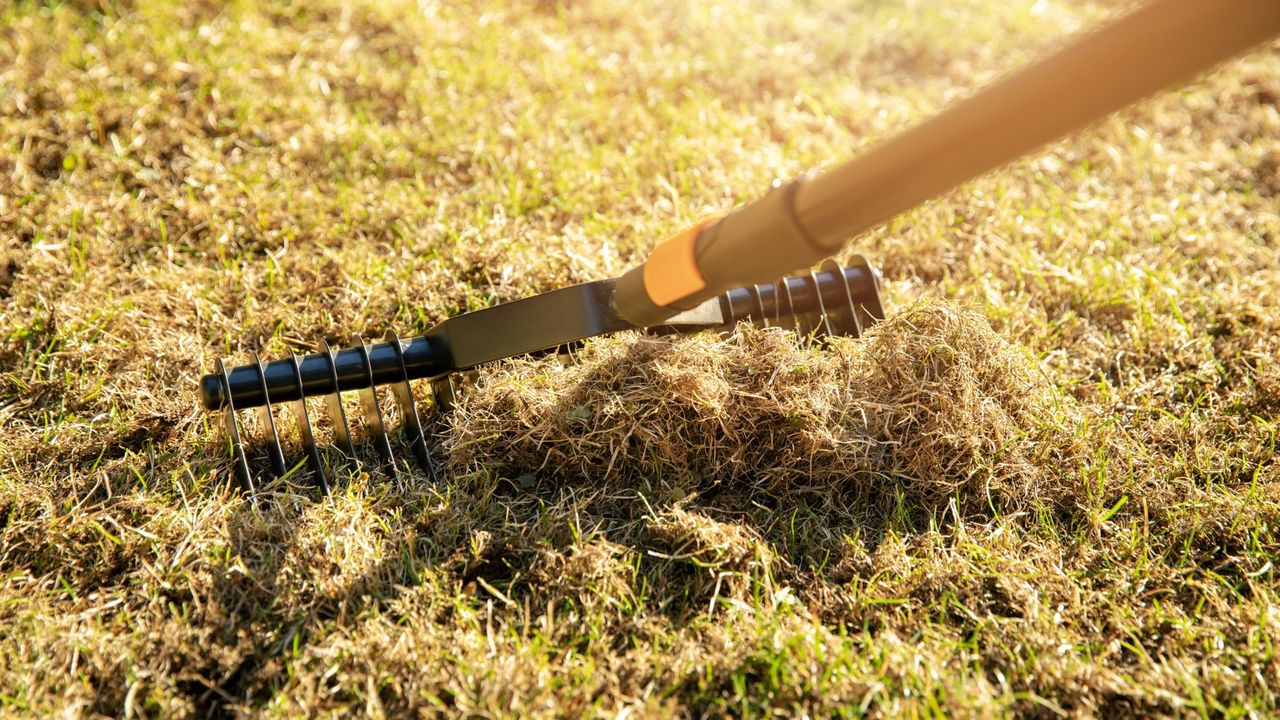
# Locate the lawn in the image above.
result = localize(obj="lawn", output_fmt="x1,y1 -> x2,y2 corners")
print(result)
2,0 -> 1279,716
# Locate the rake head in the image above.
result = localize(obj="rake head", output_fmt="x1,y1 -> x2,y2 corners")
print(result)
200,258 -> 884,496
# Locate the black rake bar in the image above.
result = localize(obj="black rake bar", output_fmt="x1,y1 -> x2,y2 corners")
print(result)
201,258 -> 884,496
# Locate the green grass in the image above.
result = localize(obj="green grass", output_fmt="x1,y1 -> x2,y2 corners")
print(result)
2,0 -> 1279,716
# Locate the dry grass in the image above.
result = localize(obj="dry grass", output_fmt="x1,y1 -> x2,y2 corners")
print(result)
2,0 -> 1279,716
451,303 -> 1085,514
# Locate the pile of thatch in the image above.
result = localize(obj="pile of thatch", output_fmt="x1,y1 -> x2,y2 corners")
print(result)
448,299 -> 1086,519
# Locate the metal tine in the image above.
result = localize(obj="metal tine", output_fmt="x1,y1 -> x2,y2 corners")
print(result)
432,375 -> 457,414
287,350 -> 329,493
750,285 -> 768,327
808,270 -> 835,339
355,337 -> 398,479
849,255 -> 885,329
217,358 -> 257,500
794,277 -> 814,339
556,343 -> 575,367
822,258 -> 863,338
385,330 -> 438,482
772,279 -> 784,327
777,278 -> 798,332
251,350 -> 288,478
319,339 -> 357,462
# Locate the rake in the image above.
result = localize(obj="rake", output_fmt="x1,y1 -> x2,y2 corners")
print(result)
201,261 -> 884,493
199,0 -> 1280,493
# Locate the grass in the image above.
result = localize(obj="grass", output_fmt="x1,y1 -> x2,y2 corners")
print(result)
2,0 -> 1279,716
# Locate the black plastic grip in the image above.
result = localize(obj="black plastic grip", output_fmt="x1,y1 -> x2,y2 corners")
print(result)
201,334 -> 449,411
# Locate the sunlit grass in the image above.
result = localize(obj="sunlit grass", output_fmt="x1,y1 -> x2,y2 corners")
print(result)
1,0 -> 1278,715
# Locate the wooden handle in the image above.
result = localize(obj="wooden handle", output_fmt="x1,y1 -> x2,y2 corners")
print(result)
613,0 -> 1280,326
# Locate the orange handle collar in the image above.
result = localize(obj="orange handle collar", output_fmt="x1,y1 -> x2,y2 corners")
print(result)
641,214 -> 724,307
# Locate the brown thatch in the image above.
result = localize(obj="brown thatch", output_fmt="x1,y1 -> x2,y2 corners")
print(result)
449,300 -> 1087,517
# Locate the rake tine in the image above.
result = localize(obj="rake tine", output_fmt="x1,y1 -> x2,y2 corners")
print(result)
847,255 -> 885,331
217,358 -> 256,500
750,284 -> 768,327
556,344 -> 575,367
385,330 -> 438,482
777,277 -> 797,332
793,276 -> 813,339
723,294 -> 737,326
431,375 -> 457,414
771,279 -> 783,327
250,351 -> 288,479
287,350 -> 329,493
318,339 -> 357,462
355,337 -> 397,479
808,269 -> 835,339
822,259 -> 863,337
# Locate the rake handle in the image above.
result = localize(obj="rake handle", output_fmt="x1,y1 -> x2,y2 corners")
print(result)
612,0 -> 1280,325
